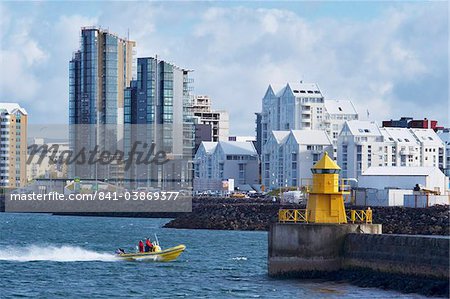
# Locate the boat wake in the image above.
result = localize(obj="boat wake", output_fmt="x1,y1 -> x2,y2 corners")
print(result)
0,245 -> 117,262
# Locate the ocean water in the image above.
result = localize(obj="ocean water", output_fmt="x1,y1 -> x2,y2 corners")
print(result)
0,213 -> 425,298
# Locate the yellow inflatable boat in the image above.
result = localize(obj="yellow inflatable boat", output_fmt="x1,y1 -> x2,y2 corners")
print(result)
116,244 -> 186,262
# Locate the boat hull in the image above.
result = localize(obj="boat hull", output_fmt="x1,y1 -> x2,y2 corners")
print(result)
117,244 -> 186,262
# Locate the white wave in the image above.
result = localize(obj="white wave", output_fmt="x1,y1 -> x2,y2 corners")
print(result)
0,245 -> 117,262
231,256 -> 248,261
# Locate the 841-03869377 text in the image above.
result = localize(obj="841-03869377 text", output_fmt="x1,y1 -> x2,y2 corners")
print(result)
95,191 -> 180,201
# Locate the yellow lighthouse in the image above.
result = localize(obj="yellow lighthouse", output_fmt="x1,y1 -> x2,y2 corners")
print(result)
306,152 -> 348,223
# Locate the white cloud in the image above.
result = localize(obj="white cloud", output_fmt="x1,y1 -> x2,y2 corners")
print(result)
176,3 -> 447,134
0,2 -> 447,132
0,50 -> 40,99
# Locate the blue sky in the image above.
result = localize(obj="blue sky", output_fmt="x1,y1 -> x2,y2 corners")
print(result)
0,1 -> 448,135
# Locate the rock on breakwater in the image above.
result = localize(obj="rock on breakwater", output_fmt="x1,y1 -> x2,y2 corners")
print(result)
164,198 -> 449,235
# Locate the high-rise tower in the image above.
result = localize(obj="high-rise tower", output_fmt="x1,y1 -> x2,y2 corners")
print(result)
69,27 -> 136,179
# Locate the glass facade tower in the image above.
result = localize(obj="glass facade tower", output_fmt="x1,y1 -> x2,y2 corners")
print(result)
69,27 -> 136,179
124,57 -> 195,188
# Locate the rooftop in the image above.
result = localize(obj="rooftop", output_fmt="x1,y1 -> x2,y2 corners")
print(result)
381,127 -> 418,144
290,130 -> 332,145
312,152 -> 340,170
200,142 -> 217,154
274,82 -> 323,98
324,99 -> 357,115
271,131 -> 290,144
218,141 -> 257,155
344,120 -> 381,136
409,128 -> 443,146
0,103 -> 28,115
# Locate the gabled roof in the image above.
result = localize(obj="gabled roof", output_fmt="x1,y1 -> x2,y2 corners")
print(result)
324,99 -> 357,115
381,127 -> 418,144
0,103 -> 28,115
199,142 -> 217,154
290,130 -> 332,145
437,129 -> 450,144
274,82 -> 323,98
362,166 -> 441,176
263,85 -> 276,99
271,131 -> 290,144
218,141 -> 257,155
275,84 -> 291,97
344,120 -> 381,136
312,152 -> 340,170
410,129 -> 444,146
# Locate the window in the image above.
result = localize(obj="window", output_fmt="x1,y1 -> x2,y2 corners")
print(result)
238,164 -> 246,184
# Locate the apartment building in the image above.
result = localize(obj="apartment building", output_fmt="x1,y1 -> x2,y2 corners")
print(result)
337,120 -> 445,179
0,103 -> 27,188
193,141 -> 259,192
262,130 -> 333,190
437,128 -> 450,176
189,95 -> 229,150
69,27 -> 136,179
260,82 -> 357,159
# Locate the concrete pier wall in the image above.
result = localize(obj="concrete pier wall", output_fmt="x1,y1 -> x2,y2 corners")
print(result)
343,234 -> 450,279
268,223 -> 381,276
269,223 -> 449,280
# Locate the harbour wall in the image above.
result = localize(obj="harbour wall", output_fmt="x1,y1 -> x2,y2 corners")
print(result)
268,223 -> 382,276
268,223 -> 449,296
269,223 -> 449,279
343,233 -> 449,279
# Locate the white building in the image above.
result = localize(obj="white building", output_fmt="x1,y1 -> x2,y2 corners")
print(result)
190,95 -> 229,147
354,166 -> 449,207
338,120 -> 446,179
27,138 -> 70,181
193,141 -> 259,192
322,99 -> 358,153
436,128 -> 449,176
262,130 -> 333,190
0,103 -> 27,188
358,166 -> 448,194
262,131 -> 289,190
261,82 -> 358,159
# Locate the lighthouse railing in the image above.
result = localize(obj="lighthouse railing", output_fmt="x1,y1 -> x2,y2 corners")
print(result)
278,209 -> 308,223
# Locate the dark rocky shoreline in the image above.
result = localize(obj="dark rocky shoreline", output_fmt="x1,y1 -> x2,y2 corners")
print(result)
164,198 -> 450,236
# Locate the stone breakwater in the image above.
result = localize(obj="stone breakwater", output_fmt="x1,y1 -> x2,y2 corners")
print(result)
164,198 -> 450,235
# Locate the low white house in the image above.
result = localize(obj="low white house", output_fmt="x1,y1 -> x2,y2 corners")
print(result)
193,141 -> 259,192
358,166 -> 448,194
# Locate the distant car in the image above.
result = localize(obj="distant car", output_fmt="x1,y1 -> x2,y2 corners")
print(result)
230,192 -> 248,199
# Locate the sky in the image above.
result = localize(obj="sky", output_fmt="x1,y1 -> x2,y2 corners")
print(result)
0,1 -> 448,135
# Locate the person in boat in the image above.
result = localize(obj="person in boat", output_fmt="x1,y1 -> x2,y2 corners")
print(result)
138,240 -> 144,253
145,238 -> 153,252
115,248 -> 126,255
